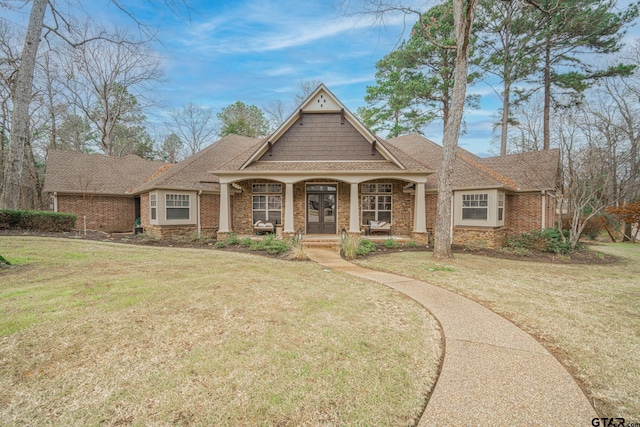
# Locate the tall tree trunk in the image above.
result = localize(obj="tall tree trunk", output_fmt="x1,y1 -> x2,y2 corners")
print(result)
434,0 -> 477,259
500,86 -> 510,156
543,35 -> 551,151
1,0 -> 47,209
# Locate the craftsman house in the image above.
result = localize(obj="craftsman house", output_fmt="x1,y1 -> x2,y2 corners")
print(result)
44,84 -> 559,248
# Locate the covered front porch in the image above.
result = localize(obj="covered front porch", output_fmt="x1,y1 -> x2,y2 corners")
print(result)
216,175 -> 431,244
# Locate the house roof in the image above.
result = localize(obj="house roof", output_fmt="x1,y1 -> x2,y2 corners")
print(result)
385,134 -> 559,191
133,134 -> 262,193
239,84 -> 407,171
44,86 -> 558,197
43,150 -> 166,195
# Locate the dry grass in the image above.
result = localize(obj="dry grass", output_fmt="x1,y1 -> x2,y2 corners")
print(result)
0,236 -> 441,425
356,243 -> 640,419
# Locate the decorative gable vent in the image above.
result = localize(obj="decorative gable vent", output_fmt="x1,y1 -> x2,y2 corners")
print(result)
304,91 -> 340,112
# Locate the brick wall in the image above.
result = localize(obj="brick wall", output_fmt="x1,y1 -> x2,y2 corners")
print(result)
200,193 -> 220,229
506,193 -> 542,235
57,194 -> 134,232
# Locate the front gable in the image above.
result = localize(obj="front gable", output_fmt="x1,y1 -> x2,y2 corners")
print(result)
241,84 -> 404,169
258,112 -> 385,161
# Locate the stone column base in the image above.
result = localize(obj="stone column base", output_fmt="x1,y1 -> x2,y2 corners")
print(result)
411,231 -> 430,245
216,231 -> 232,241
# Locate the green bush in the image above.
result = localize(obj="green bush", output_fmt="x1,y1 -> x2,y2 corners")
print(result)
356,239 -> 377,256
505,228 -> 573,254
0,209 -> 76,232
383,238 -> 401,249
249,235 -> 290,254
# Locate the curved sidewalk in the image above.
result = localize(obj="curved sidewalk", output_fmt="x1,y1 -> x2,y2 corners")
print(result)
305,247 -> 597,425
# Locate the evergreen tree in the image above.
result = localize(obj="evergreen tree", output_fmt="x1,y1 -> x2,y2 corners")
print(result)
218,101 -> 269,138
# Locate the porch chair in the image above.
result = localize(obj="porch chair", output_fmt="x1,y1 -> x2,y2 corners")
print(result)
369,220 -> 392,236
253,220 -> 275,235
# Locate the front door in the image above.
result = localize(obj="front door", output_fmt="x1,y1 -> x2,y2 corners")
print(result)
306,185 -> 337,234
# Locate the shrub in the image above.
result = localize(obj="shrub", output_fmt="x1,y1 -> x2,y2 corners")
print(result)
505,228 -> 573,254
405,240 -> 419,248
225,232 -> 241,245
0,209 -> 76,232
239,237 -> 253,247
249,235 -> 290,254
356,238 -> 377,256
383,238 -> 401,249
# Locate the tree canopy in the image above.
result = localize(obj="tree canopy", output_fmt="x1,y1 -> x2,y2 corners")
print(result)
218,101 -> 270,138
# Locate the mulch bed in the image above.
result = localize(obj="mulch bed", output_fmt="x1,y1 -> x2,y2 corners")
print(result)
0,229 -> 619,264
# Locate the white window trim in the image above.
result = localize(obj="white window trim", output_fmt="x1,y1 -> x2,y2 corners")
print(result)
149,193 -> 157,223
252,182 -> 283,225
462,193 -> 489,221
165,193 -> 191,221
361,182 -> 393,225
454,189 -> 504,227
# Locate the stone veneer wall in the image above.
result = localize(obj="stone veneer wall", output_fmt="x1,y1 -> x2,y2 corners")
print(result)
143,225 -> 197,239
452,226 -> 508,249
57,194 -> 134,232
139,192 -> 150,228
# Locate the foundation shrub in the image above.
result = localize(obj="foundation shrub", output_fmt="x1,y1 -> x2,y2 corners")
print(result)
356,238 -> 377,256
505,228 -> 573,254
0,209 -> 76,232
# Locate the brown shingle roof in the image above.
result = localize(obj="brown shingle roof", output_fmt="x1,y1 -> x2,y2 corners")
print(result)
43,151 -> 166,195
134,134 -> 263,192
385,134 -> 558,191
477,149 -> 559,190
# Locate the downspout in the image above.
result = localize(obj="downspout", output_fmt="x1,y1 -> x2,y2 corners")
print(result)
541,190 -> 546,230
197,190 -> 202,237
53,192 -> 58,212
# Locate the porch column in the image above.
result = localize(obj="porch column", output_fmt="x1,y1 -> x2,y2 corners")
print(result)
349,182 -> 360,233
413,182 -> 427,233
219,182 -> 231,233
284,182 -> 295,233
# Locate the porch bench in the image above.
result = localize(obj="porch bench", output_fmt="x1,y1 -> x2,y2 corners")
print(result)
368,220 -> 392,236
253,220 -> 275,235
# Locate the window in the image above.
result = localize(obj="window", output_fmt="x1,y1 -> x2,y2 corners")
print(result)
252,183 -> 282,193
252,183 -> 282,224
498,193 -> 505,221
150,194 -> 157,220
361,183 -> 393,225
166,194 -> 190,220
462,193 -> 488,220
362,183 -> 392,193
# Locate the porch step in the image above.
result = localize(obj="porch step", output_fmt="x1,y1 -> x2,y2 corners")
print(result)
301,240 -> 341,248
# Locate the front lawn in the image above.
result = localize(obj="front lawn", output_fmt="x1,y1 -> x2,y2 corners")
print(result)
356,243 -> 640,419
0,237 -> 441,425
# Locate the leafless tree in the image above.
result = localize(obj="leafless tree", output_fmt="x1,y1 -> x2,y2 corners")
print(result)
166,102 -> 217,157
61,32 -> 162,156
0,0 -> 186,209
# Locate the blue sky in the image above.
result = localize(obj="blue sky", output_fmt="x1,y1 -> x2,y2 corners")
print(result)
99,0 -> 504,153
6,0 -> 640,156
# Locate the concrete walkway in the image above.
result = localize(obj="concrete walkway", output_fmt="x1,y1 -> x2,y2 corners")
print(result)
305,247 -> 597,425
